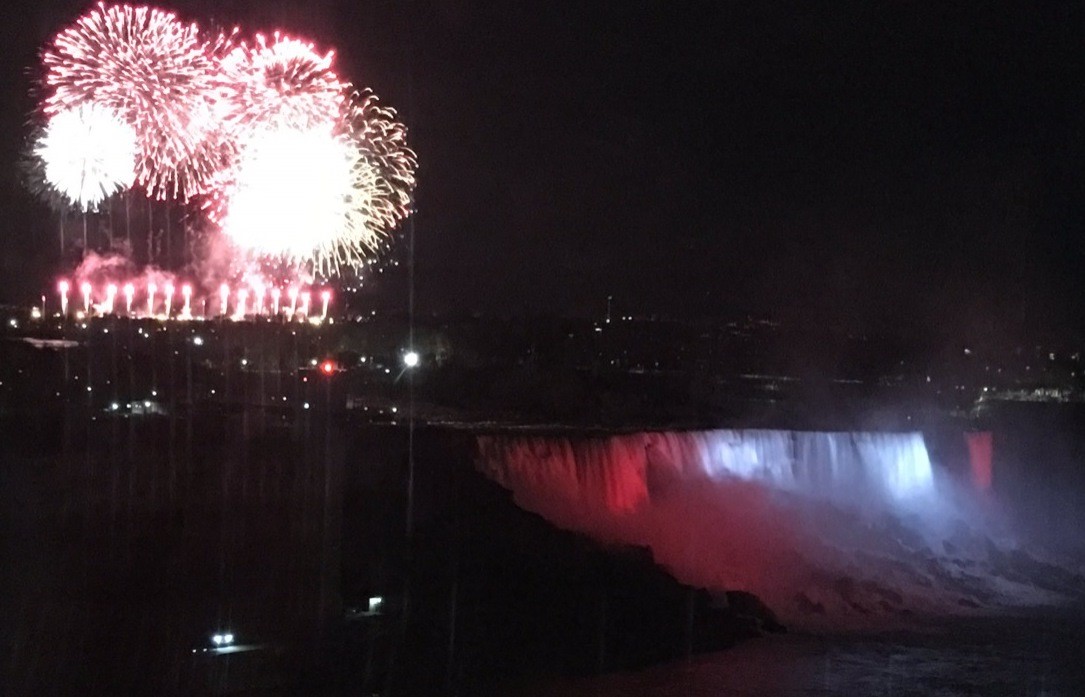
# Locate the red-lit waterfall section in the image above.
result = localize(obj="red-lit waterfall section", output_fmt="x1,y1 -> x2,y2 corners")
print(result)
965,431 -> 994,493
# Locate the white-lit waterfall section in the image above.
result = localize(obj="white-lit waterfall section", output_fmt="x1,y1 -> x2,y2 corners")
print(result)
476,430 -> 935,514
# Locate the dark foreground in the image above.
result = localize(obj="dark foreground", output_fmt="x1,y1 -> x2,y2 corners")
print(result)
3,388 -> 1085,694
1,406 -> 780,695
520,613 -> 1085,697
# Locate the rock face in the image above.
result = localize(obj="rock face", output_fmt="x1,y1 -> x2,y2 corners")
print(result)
722,590 -> 787,634
379,464 -> 782,695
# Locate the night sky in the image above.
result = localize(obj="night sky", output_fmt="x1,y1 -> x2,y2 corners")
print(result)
1,2 -> 1082,341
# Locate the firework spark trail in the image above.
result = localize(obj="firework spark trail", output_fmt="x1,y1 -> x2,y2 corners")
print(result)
41,3 -> 230,200
34,103 -> 137,210
212,91 -> 417,277
335,90 -> 418,270
215,32 -> 346,131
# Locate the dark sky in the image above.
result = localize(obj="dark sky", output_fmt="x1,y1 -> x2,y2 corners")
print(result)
2,1 -> 1083,340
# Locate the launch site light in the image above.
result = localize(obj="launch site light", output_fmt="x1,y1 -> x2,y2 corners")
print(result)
368,596 -> 383,614
321,359 -> 336,375
403,350 -> 419,368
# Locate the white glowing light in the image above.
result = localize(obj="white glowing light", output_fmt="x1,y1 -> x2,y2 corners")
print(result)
253,282 -> 265,315
219,126 -> 355,261
36,103 -> 136,210
403,350 -> 419,368
320,289 -> 331,319
104,284 -> 117,314
288,287 -> 299,316
235,288 -> 249,319
58,280 -> 70,316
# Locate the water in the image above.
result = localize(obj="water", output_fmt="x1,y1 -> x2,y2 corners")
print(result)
519,615 -> 1085,696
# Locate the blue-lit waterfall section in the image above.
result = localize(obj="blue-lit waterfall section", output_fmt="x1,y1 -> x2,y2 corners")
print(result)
677,430 -> 935,501
476,430 -> 936,514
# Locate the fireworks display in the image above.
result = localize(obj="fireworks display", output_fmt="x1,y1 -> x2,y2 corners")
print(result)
29,2 -> 417,294
216,33 -> 346,131
42,3 -> 227,201
214,125 -> 358,264
56,276 -> 330,323
34,103 -> 137,210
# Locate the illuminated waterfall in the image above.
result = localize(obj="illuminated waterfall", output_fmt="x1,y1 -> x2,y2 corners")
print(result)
477,430 -> 935,515
476,429 -> 1076,626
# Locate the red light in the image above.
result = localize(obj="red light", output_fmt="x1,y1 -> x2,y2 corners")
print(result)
321,360 -> 336,375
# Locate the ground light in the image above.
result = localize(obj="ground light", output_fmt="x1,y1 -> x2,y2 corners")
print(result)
403,350 -> 419,368
211,633 -> 234,646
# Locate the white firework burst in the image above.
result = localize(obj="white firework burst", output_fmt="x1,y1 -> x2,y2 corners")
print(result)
35,102 -> 137,210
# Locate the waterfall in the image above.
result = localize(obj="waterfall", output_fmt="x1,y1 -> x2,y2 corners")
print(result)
476,429 -> 1082,627
477,430 -> 935,514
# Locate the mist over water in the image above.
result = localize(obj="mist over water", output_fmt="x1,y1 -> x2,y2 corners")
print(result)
477,429 -> 1085,627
